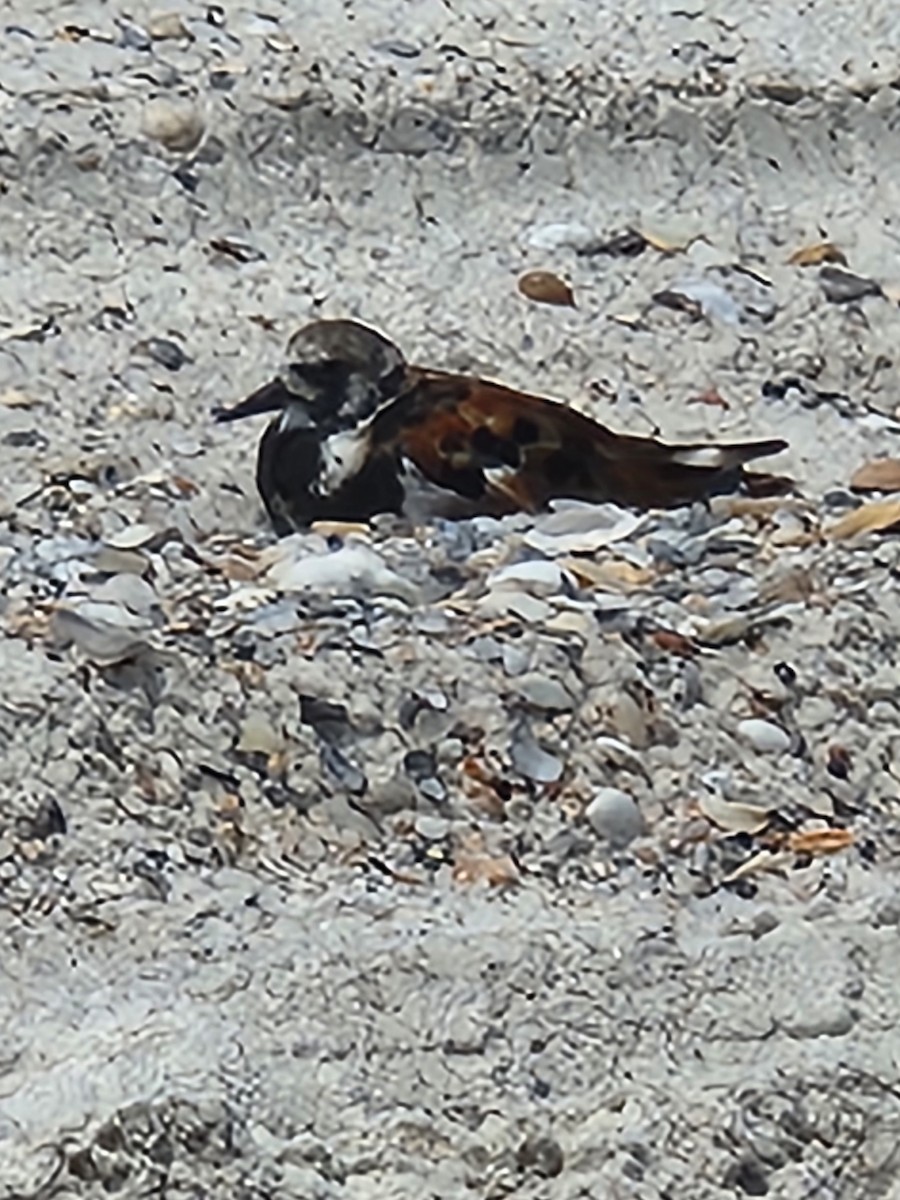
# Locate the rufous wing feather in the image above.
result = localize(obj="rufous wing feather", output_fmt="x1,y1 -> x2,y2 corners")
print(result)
368,368 -> 789,511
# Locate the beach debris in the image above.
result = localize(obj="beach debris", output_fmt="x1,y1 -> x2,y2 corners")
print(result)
517,270 -> 576,308
850,460 -> 900,493
788,242 -> 847,267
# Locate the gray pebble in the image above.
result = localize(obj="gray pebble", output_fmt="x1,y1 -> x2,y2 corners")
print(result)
780,1001 -> 857,1039
511,733 -> 564,784
502,644 -> 531,677
143,336 -> 189,371
516,1134 -> 564,1178
403,749 -> 436,781
468,636 -> 504,663
585,788 -> 644,847
872,892 -> 900,927
119,24 -> 153,51
436,737 -> 464,765
418,777 -> 447,804
414,814 -> 451,840
514,673 -> 573,711
736,719 -> 791,755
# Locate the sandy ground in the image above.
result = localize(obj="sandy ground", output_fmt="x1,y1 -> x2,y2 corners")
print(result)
4,2 -> 900,1197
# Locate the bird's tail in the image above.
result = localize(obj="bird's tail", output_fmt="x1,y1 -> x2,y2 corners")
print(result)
666,438 -> 788,471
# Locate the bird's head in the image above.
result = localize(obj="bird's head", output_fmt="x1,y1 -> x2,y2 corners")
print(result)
214,318 -> 408,434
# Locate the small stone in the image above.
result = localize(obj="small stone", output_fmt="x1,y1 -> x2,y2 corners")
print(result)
749,910 -> 780,939
511,733 -> 563,784
141,336 -> 189,371
514,673 -> 573,711
403,750 -> 436,781
436,737 -> 464,765
872,893 -> 900,927
610,692 -> 649,748
726,1158 -> 769,1196
502,645 -> 531,677
142,97 -> 205,153
418,778 -> 447,804
468,635 -> 503,662
414,814 -> 450,840
585,788 -> 643,847
780,1000 -> 856,1039
120,24 -> 152,50
147,11 -> 193,40
236,712 -> 283,756
736,718 -> 791,755
4,429 -> 44,448
516,1135 -> 564,1178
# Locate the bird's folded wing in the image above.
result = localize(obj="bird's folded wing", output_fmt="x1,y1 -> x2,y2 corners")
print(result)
370,368 -> 789,511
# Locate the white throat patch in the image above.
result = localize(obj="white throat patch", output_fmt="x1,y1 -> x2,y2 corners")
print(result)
314,427 -> 373,496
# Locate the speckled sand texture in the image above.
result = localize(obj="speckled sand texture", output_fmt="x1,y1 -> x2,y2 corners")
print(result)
4,3 -> 900,1198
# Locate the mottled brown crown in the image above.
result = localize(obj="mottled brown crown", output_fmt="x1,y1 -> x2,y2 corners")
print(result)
280,319 -> 408,430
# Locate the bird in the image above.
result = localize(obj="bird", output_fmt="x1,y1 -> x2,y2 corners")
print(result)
214,318 -> 790,533
213,320 -> 409,534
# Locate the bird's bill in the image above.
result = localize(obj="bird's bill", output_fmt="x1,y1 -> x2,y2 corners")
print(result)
213,377 -> 292,423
